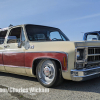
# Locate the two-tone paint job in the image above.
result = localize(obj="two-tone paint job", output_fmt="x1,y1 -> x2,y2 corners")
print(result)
1,24 -> 100,82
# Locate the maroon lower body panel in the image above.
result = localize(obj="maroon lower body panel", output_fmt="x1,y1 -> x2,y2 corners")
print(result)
25,52 -> 67,71
2,52 -> 67,71
3,52 -> 25,66
0,52 -> 3,64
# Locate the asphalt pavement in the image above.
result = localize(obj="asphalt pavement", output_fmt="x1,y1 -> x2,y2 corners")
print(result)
0,72 -> 100,100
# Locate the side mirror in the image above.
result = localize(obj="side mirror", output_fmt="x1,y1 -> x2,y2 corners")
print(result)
18,41 -> 30,49
7,36 -> 17,43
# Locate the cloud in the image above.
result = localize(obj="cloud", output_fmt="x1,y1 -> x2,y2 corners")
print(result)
73,13 -> 100,20
47,13 -> 100,25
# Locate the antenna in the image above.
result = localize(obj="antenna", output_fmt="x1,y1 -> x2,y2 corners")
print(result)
81,32 -> 85,41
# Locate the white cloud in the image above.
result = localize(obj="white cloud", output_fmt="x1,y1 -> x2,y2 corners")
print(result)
47,13 -> 100,25
73,13 -> 100,20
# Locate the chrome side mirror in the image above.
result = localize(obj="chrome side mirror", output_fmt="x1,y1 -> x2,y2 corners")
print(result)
18,41 -> 30,49
24,41 -> 30,50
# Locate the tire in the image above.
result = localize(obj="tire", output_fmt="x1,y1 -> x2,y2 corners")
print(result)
36,59 -> 63,88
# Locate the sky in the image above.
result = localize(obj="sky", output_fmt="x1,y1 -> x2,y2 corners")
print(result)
0,0 -> 100,41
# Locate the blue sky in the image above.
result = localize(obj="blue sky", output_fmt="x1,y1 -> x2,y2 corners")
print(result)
0,0 -> 100,41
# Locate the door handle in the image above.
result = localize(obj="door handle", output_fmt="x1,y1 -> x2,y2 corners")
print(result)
4,45 -> 10,48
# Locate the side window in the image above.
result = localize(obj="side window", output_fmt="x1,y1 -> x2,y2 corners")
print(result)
7,27 -> 25,43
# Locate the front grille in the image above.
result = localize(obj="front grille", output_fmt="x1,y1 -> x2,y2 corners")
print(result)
88,56 -> 94,61
87,47 -> 100,62
88,47 -> 100,54
88,56 -> 100,62
88,47 -> 94,54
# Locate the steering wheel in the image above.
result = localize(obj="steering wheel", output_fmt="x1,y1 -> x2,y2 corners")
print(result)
52,38 -> 58,41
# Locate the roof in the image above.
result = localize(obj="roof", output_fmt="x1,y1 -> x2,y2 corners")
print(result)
24,24 -> 59,30
84,31 -> 100,34
0,24 -> 59,32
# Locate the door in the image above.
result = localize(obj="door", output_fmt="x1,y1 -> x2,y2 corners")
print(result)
3,27 -> 26,74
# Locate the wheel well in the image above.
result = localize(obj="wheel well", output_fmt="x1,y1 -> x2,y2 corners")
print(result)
32,58 -> 62,76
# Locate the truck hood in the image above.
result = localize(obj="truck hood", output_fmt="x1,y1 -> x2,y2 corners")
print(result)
29,41 -> 100,52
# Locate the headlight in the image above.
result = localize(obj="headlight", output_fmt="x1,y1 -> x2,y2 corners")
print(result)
76,48 -> 85,69
76,49 -> 84,60
76,51 -> 80,58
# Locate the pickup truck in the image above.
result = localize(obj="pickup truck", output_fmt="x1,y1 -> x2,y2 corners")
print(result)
83,31 -> 100,41
0,24 -> 100,87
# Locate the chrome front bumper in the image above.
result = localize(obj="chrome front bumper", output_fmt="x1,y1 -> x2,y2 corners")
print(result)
71,66 -> 100,81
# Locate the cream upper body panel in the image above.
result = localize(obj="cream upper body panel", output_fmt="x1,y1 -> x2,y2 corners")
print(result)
26,41 -> 75,52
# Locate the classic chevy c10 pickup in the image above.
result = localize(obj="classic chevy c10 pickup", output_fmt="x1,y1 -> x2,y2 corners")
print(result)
0,24 -> 100,87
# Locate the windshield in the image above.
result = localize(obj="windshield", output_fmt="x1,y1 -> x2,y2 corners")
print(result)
86,33 -> 99,41
25,25 -> 69,41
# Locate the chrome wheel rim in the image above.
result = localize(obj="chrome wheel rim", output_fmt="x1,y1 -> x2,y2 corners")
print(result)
38,60 -> 55,85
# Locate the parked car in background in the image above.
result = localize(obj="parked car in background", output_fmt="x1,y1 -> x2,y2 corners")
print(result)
0,24 -> 100,87
83,31 -> 100,41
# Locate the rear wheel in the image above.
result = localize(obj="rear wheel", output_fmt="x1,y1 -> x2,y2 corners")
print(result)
36,59 -> 63,87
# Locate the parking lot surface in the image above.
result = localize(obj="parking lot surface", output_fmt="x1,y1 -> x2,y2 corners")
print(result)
0,72 -> 100,100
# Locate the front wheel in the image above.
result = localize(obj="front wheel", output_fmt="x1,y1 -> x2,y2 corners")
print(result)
36,59 -> 63,87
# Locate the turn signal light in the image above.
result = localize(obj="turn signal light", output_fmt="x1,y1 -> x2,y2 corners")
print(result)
63,57 -> 67,70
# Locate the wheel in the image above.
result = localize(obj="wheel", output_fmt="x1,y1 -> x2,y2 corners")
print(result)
36,59 -> 63,87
